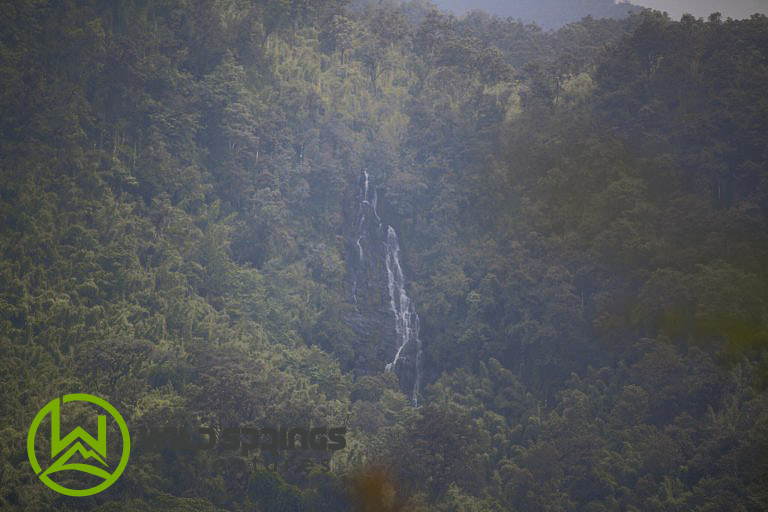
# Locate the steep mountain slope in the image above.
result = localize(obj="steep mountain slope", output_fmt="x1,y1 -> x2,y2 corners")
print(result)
1,1 -> 766,510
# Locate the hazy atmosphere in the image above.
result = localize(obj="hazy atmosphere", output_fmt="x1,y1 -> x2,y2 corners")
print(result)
633,0 -> 767,18
2,0 -> 767,510
434,0 -> 767,26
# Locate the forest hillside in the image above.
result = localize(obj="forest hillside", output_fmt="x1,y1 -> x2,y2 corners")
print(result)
1,1 -> 767,510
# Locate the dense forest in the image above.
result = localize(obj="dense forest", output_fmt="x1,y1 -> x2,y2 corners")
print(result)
1,0 -> 767,510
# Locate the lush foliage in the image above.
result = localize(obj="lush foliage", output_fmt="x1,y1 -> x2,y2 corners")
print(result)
1,1 -> 766,510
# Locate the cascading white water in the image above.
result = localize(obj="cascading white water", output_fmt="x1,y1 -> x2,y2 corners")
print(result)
352,169 -> 422,405
370,187 -> 381,223
352,171 -> 371,305
356,170 -> 369,262
383,225 -> 423,405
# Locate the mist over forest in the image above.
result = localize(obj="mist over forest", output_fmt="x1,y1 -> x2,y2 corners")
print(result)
1,0 -> 767,511
432,0 -> 767,26
431,0 -> 641,28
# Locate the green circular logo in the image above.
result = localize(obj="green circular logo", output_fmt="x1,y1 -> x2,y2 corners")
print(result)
27,393 -> 130,497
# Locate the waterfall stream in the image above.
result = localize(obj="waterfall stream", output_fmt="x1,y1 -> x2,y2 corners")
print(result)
352,169 -> 423,405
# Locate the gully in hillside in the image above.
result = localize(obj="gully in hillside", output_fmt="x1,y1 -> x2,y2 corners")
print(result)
352,169 -> 423,406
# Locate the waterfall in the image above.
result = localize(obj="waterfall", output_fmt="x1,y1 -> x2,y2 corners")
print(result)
355,171 -> 369,263
352,169 -> 423,406
351,171 -> 370,304
383,225 -> 423,406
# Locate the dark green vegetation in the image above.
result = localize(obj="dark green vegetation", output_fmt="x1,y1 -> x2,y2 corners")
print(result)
1,1 -> 767,510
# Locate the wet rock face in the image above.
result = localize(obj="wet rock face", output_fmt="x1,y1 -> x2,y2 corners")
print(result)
344,170 -> 422,405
